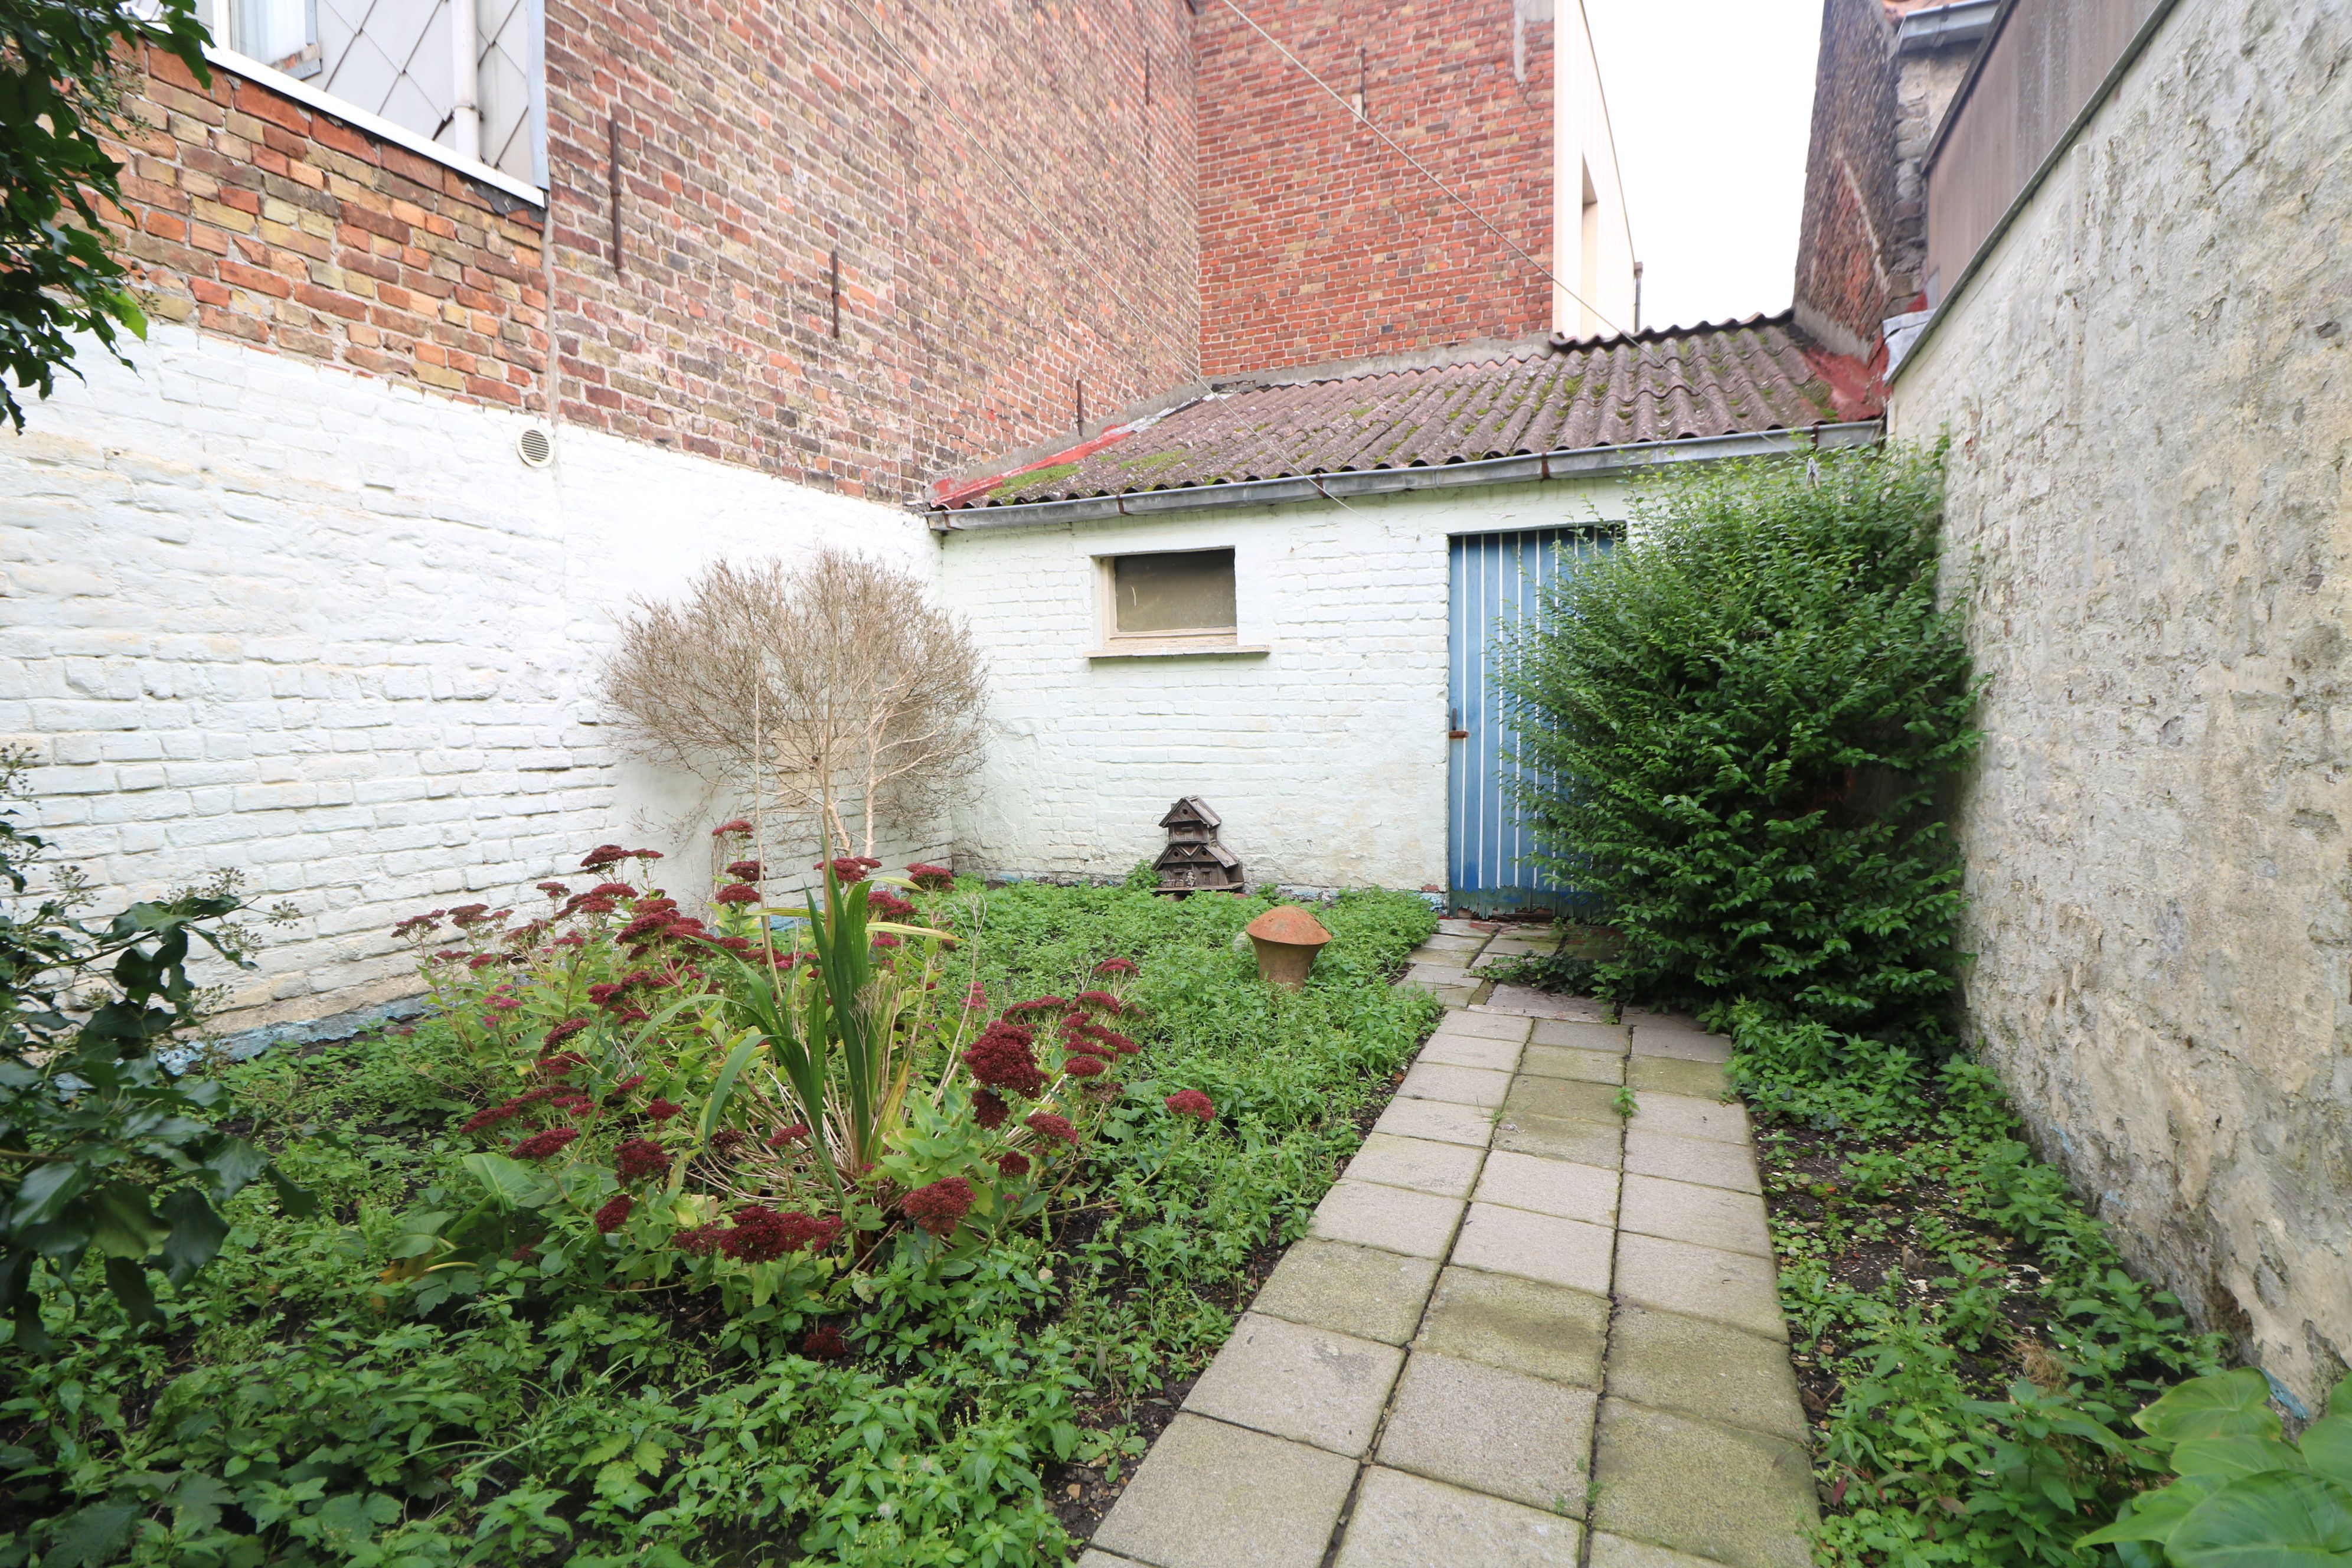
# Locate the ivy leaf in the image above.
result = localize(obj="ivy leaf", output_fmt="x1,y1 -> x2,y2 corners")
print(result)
101,1256 -> 161,1325
86,1184 -> 167,1260
159,1188 -> 230,1284
2166,1472 -> 2352,1568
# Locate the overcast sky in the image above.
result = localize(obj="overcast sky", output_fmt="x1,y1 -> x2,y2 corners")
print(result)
1583,0 -> 1823,332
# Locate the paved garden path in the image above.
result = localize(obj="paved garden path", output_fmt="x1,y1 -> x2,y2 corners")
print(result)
1082,920 -> 1819,1568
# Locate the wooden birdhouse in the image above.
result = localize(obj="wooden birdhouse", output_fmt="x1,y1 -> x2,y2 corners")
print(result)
1154,796 -> 1244,896
1159,796 -> 1221,843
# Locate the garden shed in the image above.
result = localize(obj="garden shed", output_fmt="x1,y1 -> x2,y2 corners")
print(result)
929,313 -> 1881,911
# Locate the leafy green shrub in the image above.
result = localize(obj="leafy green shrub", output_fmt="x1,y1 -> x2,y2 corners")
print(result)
2080,1369 -> 2352,1568
0,752 -> 308,1350
1502,447 -> 1975,1038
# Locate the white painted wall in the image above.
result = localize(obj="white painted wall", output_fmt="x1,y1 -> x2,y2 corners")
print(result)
0,325 -> 935,1025
936,478 -> 1633,893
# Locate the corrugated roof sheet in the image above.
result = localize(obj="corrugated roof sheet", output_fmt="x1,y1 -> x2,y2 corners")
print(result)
932,312 -> 1882,512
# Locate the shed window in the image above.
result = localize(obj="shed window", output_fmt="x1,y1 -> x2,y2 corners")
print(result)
1107,549 -> 1237,641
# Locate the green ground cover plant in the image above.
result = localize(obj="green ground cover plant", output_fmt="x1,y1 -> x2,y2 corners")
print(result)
0,852 -> 1436,1566
1502,449 -> 2266,1567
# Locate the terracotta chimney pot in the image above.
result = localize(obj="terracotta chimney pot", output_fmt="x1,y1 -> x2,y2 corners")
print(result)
1246,905 -> 1333,989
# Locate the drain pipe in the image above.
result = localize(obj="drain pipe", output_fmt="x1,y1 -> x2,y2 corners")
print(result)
449,0 -> 482,162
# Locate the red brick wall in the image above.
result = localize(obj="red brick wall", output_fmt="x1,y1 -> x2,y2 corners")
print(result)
104,0 -> 1201,499
1791,0 -> 1916,358
1194,0 -> 1554,377
107,51 -> 550,409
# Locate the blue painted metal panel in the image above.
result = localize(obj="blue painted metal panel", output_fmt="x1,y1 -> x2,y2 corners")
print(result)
1446,527 -> 1608,914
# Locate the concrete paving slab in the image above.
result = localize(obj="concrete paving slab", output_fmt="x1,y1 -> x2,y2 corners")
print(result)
1093,1413 -> 1357,1568
1590,1400 -> 1818,1568
1076,1551 -> 1145,1567
1521,1043 -> 1624,1084
1183,1312 -> 1404,1456
1621,1010 -> 1706,1032
1606,1306 -> 1809,1443
1377,1351 -> 1598,1513
1432,1010 -> 1536,1043
1374,1096 -> 1497,1148
1253,1239 -> 1442,1346
1452,1203 -> 1614,1293
1614,1234 -> 1786,1341
1309,1180 -> 1464,1259
1619,1175 -> 1771,1258
1629,1054 -> 1730,1099
1531,1019 -> 1628,1052
1347,1132 -> 1486,1198
1334,1466 -> 1583,1567
1438,918 -> 1498,936
1417,1032 -> 1525,1072
1416,1265 -> 1609,1387
1623,1129 -> 1759,1194
1589,1531 -> 1745,1568
1482,985 -> 1612,1020
1399,1061 -> 1514,1109
1472,1150 -> 1619,1226
1494,1112 -> 1622,1168
1627,1092 -> 1750,1146
1420,982 -> 1481,1007
1417,933 -> 1488,954
1404,963 -> 1474,988
1505,1074 -> 1622,1123
1629,1025 -> 1733,1063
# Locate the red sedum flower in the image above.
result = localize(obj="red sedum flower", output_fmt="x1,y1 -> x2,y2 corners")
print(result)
900,1177 -> 976,1238
907,863 -> 953,890
963,1023 -> 1046,1097
646,1098 -> 682,1122
1061,1056 -> 1105,1078
614,1138 -> 669,1181
1025,1112 -> 1079,1146
971,1090 -> 1009,1130
720,1207 -> 841,1262
1165,1090 -> 1216,1123
995,1151 -> 1031,1179
594,1193 -> 634,1233
512,1126 -> 581,1160
802,1324 -> 849,1360
1092,958 -> 1138,976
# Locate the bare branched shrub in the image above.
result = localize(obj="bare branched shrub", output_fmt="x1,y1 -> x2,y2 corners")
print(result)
603,550 -> 987,860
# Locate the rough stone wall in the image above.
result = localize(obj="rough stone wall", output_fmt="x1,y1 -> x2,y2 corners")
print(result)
1889,41 -> 1974,311
935,478 -> 1629,890
105,0 -> 1202,500
0,326 -> 940,1025
1887,0 -> 2352,1406
1194,0 -> 1554,376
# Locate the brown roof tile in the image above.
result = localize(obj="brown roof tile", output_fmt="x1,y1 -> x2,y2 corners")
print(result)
934,312 -> 1881,511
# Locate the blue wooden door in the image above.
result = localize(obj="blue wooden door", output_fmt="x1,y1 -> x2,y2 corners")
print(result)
1447,527 -> 1608,915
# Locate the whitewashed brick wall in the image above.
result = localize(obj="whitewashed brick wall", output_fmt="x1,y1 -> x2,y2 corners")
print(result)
936,479 -> 1631,891
1,326 -> 937,1025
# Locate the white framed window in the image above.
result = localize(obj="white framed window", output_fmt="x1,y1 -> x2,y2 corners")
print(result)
1095,547 -> 1244,655
194,0 -> 546,202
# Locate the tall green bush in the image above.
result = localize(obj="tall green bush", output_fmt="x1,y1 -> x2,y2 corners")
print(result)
1503,446 -> 1975,1038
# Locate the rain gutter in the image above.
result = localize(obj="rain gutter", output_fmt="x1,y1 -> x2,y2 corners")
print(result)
926,422 -> 1884,533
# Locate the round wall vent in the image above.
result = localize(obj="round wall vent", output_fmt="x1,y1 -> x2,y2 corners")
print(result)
516,426 -> 554,468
